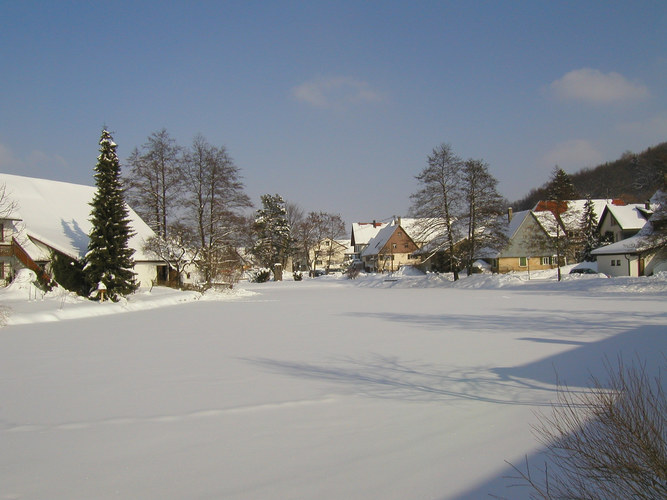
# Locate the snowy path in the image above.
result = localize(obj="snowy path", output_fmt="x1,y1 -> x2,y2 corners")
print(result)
1,277 -> 665,499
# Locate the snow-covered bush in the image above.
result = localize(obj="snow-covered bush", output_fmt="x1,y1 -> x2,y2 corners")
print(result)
249,269 -> 272,283
507,358 -> 666,499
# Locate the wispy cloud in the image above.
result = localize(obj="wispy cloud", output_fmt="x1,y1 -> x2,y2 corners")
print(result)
540,139 -> 605,170
616,113 -> 667,145
0,142 -> 68,172
292,77 -> 385,109
549,68 -> 649,104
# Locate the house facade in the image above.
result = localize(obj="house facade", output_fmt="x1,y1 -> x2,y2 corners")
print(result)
495,199 -> 615,273
0,173 -> 161,289
350,221 -> 387,259
592,235 -> 666,277
361,221 -> 420,272
597,202 -> 653,243
592,192 -> 665,277
309,238 -> 353,272
495,210 -> 560,273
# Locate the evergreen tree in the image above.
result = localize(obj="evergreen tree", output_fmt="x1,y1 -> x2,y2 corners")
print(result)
578,196 -> 600,262
85,129 -> 138,300
547,166 -> 579,201
251,194 -> 292,269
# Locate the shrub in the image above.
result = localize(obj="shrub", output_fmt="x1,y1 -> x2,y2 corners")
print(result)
293,271 -> 303,281
50,252 -> 89,295
249,268 -> 272,283
505,358 -> 666,499
345,266 -> 360,280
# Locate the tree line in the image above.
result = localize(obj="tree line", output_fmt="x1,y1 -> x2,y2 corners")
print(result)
124,129 -> 348,286
513,142 -> 667,211
49,129 -> 667,297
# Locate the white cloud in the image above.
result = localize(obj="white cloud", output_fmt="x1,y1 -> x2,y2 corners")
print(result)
540,139 -> 605,170
292,77 -> 384,109
550,68 -> 649,104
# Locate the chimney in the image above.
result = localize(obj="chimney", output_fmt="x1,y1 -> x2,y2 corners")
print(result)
507,207 -> 513,222
396,216 -> 401,226
645,200 -> 651,210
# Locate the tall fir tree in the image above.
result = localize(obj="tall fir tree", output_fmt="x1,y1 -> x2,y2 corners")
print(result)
85,129 -> 138,300
578,196 -> 601,262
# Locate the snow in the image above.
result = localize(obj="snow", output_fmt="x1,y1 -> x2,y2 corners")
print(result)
1,267 -> 666,499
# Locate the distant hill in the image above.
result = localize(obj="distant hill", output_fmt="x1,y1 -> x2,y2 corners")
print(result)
512,142 -> 667,211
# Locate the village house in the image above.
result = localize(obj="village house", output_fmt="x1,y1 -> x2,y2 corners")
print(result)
0,173 -> 162,289
309,237 -> 353,273
495,199 -> 612,273
361,219 -> 421,272
597,201 -> 654,243
592,191 -> 665,277
350,221 -> 387,259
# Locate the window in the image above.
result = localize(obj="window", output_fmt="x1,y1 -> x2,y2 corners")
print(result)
0,223 -> 4,242
519,257 -> 527,267
611,260 -> 616,266
616,259 -> 622,266
392,243 -> 397,249
541,257 -> 550,266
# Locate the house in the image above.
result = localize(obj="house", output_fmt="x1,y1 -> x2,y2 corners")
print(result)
0,173 -> 161,288
597,202 -> 653,243
495,199 -> 611,273
592,192 -> 665,277
350,221 -> 387,260
591,232 -> 665,276
361,220 -> 420,272
495,209 -> 558,273
309,238 -> 353,272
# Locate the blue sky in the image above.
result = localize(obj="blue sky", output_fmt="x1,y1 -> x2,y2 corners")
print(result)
1,1 -> 666,225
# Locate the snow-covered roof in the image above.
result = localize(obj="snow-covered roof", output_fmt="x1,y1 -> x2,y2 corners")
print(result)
351,222 -> 387,246
361,222 -> 397,257
531,199 -> 615,236
591,232 -> 651,255
396,217 -> 447,244
0,173 -> 157,262
601,203 -> 652,230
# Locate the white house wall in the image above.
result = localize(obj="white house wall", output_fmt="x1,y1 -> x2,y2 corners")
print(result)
596,254 -> 640,277
133,262 -> 158,288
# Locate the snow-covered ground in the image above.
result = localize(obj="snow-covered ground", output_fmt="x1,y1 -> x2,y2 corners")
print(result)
1,267 -> 665,499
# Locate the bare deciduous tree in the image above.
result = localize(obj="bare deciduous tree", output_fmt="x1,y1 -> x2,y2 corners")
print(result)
125,129 -> 183,238
182,134 -> 251,284
410,143 -> 465,280
461,158 -> 508,275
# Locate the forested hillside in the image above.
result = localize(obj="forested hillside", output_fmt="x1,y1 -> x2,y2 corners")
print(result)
513,142 -> 667,210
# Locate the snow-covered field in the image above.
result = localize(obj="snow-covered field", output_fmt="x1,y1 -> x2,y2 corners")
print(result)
1,268 -> 665,499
